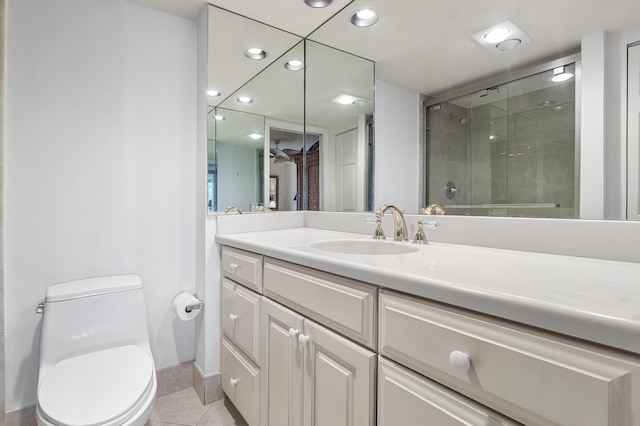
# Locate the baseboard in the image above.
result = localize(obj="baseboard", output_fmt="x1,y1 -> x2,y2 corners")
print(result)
193,363 -> 224,405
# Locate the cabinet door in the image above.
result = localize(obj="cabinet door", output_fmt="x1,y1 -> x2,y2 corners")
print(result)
261,298 -> 305,426
301,319 -> 376,426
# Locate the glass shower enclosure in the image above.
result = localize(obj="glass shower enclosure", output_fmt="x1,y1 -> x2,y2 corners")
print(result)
426,62 -> 577,218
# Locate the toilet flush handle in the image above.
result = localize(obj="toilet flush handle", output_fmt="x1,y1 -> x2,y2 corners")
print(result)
36,301 -> 44,314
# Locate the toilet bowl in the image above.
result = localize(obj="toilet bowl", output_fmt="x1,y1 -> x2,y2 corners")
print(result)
36,275 -> 157,426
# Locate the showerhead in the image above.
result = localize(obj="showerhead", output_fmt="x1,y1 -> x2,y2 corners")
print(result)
458,117 -> 468,125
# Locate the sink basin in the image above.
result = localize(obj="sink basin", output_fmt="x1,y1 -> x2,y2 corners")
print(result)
308,239 -> 419,255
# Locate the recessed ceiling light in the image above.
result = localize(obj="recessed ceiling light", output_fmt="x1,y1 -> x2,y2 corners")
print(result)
332,95 -> 356,105
244,48 -> 268,60
303,0 -> 333,7
285,59 -> 304,71
248,133 -> 263,140
237,96 -> 253,104
331,94 -> 371,106
484,28 -> 511,43
350,9 -> 379,27
207,90 -> 221,97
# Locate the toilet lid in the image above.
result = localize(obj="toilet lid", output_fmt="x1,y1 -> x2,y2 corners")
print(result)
38,345 -> 154,426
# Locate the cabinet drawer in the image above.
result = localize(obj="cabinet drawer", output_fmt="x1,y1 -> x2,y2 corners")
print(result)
378,356 -> 520,426
221,278 -> 261,364
379,290 -> 640,426
221,247 -> 263,293
221,337 -> 260,426
264,258 -> 376,349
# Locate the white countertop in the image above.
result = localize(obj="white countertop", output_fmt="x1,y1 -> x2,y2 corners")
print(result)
216,227 -> 640,355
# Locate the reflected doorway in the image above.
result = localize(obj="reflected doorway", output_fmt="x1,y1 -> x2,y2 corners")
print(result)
269,128 -> 321,211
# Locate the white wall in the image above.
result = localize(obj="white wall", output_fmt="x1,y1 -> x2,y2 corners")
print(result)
374,79 -> 422,213
5,0 -> 197,411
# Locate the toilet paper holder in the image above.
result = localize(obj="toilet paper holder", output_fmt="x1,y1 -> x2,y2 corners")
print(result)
185,297 -> 204,313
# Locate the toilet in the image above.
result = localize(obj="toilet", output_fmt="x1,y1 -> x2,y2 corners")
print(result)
36,274 -> 157,426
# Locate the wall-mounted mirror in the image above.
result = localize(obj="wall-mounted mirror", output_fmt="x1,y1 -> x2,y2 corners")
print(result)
207,5 -> 375,213
208,0 -> 640,220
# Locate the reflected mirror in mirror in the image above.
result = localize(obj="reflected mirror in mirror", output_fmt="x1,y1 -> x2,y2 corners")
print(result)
304,40 -> 375,212
208,4 -> 376,213
208,107 -> 266,213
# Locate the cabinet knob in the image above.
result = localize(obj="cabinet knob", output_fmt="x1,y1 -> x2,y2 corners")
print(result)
229,313 -> 239,321
298,334 -> 310,346
229,378 -> 239,387
288,328 -> 299,339
229,262 -> 238,273
449,350 -> 471,373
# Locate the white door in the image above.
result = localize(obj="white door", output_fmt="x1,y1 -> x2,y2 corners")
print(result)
261,298 -> 305,426
301,319 -> 376,426
336,128 -> 361,212
628,43 -> 640,220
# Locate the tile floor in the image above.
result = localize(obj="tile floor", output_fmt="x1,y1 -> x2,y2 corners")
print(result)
147,388 -> 247,426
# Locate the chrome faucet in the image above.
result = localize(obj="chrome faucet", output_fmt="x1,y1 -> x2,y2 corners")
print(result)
420,203 -> 445,215
224,206 -> 243,214
374,204 -> 408,241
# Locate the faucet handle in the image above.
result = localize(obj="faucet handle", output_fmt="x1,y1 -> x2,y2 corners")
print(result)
371,218 -> 386,240
413,221 -> 428,244
413,220 -> 439,244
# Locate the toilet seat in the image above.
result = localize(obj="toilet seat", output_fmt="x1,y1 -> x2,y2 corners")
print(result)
37,345 -> 155,426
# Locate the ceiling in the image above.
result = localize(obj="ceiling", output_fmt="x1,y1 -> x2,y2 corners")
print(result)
130,0 -> 640,96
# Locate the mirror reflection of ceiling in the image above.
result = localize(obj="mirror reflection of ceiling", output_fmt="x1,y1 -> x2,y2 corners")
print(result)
131,0 -> 640,96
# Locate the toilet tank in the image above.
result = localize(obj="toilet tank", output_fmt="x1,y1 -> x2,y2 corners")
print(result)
38,275 -> 153,377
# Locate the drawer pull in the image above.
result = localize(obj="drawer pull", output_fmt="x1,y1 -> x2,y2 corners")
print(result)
288,328 -> 299,339
229,262 -> 239,273
230,378 -> 239,387
449,350 -> 471,373
228,313 -> 239,321
298,334 -> 310,346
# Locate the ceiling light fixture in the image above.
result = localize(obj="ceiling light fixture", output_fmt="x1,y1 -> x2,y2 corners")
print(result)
332,95 -> 356,105
303,0 -> 333,7
496,39 -> 521,51
331,94 -> 371,106
484,28 -> 511,44
248,133 -> 263,140
551,66 -> 574,82
350,9 -> 379,27
213,115 -> 225,121
471,19 -> 532,54
285,59 -> 304,71
237,96 -> 253,104
207,90 -> 221,97
244,47 -> 268,60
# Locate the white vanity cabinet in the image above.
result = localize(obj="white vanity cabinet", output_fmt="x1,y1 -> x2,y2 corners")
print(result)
260,258 -> 377,426
220,247 -> 264,426
379,289 -> 640,426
